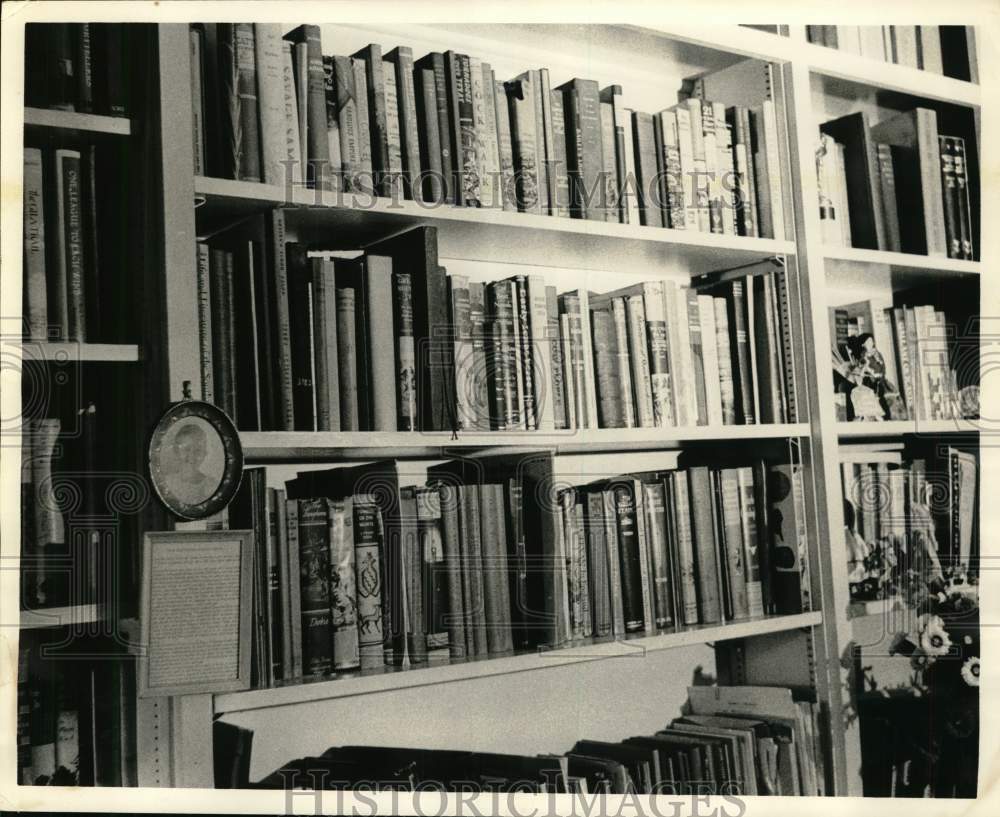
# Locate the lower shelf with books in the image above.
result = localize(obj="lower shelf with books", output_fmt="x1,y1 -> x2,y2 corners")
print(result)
214,611 -> 821,714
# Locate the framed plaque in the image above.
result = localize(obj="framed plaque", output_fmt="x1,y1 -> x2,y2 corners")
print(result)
148,400 -> 243,520
138,530 -> 253,698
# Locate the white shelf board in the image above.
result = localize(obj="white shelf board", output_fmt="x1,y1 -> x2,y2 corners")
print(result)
241,423 -> 810,461
20,604 -> 104,630
824,246 -> 980,280
214,611 -> 822,714
22,343 -> 142,363
194,176 -> 795,276
837,419 -> 980,439
801,43 -> 980,107
24,107 -> 132,136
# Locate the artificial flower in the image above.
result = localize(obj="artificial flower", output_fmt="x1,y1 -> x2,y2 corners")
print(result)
918,614 -> 952,656
961,656 -> 980,687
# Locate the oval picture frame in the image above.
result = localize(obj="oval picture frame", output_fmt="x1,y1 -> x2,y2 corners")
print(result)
148,401 -> 243,520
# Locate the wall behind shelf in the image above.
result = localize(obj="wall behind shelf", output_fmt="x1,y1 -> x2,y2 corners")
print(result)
220,641 -> 714,782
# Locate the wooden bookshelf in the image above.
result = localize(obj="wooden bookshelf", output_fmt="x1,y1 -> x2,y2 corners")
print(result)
24,106 -> 132,136
23,342 -> 142,363
241,423 -> 810,461
214,611 -> 822,714
194,176 -> 796,276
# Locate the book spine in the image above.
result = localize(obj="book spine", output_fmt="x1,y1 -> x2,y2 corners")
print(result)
487,283 -> 515,429
426,54 -> 454,204
568,80 -> 604,221
208,248 -> 232,416
504,477 -> 530,650
600,102 -> 619,223
575,501 -> 593,637
561,493 -> 582,638
768,463 -> 805,614
75,24 -> 93,112
313,261 -> 340,431
713,103 -> 737,235
737,467 -> 764,617
531,70 -> 550,215
416,487 -> 449,655
494,80 -> 517,212
621,110 -> 642,227
23,148 -> 47,341
701,107 -> 722,234
719,469 -> 750,619
449,275 -> 474,431
537,68 -> 557,215
643,483 -> 674,630
459,485 -> 488,657
436,485 -> 467,658
560,314 -> 577,429
683,99 -> 710,231
364,255 -> 397,431
613,483 -> 645,633
269,211 -> 295,429
584,492 -> 612,637
625,296 -> 655,428
328,499 -> 360,670
527,275 -> 555,431
605,86 -> 628,224
761,99 -> 785,240
686,288 -> 708,425
480,484 -> 513,654
59,151 -> 86,342
632,112 -> 663,227
282,497 -> 303,678
28,418 -> 64,606
704,300 -> 734,428
689,467 -> 722,624
331,56 -> 359,191
611,298 -> 637,428
457,55 -> 480,207
296,499 -> 334,678
659,110 -> 685,229
189,28 -> 206,176
547,287 -> 568,429
673,106 -> 698,231
285,245 -> 315,430
398,488 -> 425,665
351,58 -> 375,195
389,48 -> 420,200
698,294 -> 723,427
952,137 -> 974,259
471,60 -> 497,210
414,67 -> 444,202
591,309 -> 624,428
632,480 -> 656,636
734,107 -> 759,236
774,271 -> 797,423
195,243 -> 215,403
354,44 -> 389,196
233,24 -> 261,183
468,282 -> 490,430
321,57 -> 343,190
335,287 -> 359,430
508,281 -> 527,429
255,25 -> 287,186
728,280 -> 755,424
643,281 -> 674,428
549,89 -> 571,217
80,144 -> 101,337
383,65 -> 405,199
280,42 -> 304,186
353,497 -> 386,671
875,142 -> 902,252
601,490 -> 626,636
393,271 -> 417,431
506,75 -> 540,214
513,278 -> 536,429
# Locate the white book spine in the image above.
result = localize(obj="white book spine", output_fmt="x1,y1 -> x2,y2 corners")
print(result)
255,24 -> 286,185
527,275 -> 555,431
281,42 -> 304,185
674,106 -> 699,231
626,295 -> 655,428
611,298 -> 637,428
698,294 -> 723,426
23,148 -> 48,340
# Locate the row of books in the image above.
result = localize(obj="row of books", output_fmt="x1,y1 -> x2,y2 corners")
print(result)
17,639 -> 135,787
199,220 -> 798,432
254,686 -> 824,796
841,447 -> 978,585
22,146 -> 105,342
189,23 -> 787,236
24,23 -> 129,116
816,109 -> 974,259
805,25 -> 971,78
20,411 -> 104,610
228,451 -> 812,688
830,300 -> 970,422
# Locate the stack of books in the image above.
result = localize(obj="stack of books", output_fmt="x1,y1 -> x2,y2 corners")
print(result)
830,299 -> 970,422
250,686 -> 824,795
805,25 -> 971,78
816,109 -> 974,259
17,637 -> 134,787
197,223 -> 798,432
189,24 -> 787,237
22,147 -> 107,342
24,23 -> 128,115
229,452 -> 812,689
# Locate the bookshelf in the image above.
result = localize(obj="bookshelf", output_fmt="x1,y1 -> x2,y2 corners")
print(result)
14,17 -> 981,797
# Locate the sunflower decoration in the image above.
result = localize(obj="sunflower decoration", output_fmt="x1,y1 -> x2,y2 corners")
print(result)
918,614 -> 953,658
960,657 -> 980,688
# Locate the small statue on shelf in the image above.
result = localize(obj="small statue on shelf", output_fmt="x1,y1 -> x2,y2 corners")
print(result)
832,332 -> 905,421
